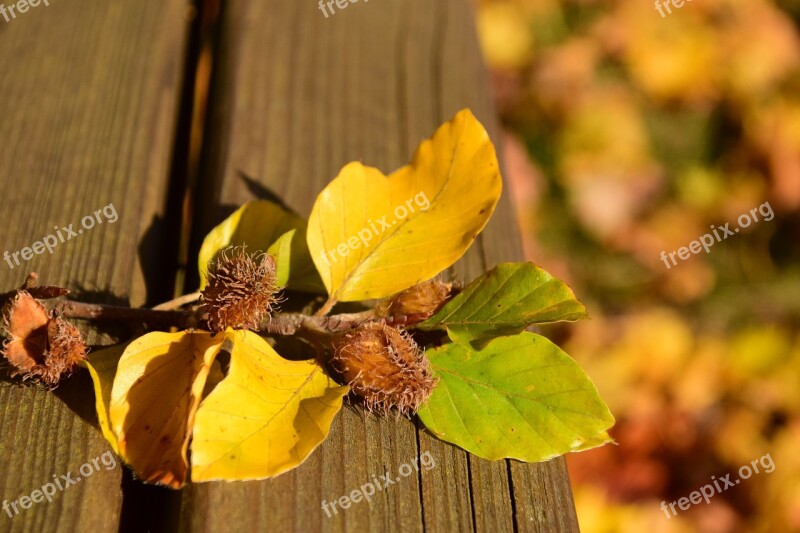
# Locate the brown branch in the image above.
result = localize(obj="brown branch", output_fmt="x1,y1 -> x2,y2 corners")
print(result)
52,299 -> 377,337
3,274 -> 421,344
260,310 -> 375,336
55,301 -> 198,328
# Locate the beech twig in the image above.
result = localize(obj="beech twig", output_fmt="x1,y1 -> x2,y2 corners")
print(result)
53,300 -> 379,339
55,300 -> 198,329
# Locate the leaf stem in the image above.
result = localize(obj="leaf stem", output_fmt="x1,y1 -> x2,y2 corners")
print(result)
315,297 -> 337,317
151,292 -> 201,310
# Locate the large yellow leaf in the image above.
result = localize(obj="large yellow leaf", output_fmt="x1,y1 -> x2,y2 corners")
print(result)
109,331 -> 224,488
191,330 -> 348,482
307,109 -> 502,302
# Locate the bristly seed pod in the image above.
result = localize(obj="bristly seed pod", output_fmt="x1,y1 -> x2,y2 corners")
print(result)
201,245 -> 279,332
332,322 -> 437,416
376,279 -> 452,324
1,291 -> 87,387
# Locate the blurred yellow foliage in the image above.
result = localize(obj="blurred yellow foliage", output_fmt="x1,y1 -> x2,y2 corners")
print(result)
477,0 -> 800,527
477,3 -> 535,70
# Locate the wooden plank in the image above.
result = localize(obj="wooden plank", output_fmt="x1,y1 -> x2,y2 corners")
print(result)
180,0 -> 579,531
0,1 -> 189,531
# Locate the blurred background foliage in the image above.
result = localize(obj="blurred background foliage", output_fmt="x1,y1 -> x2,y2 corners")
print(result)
475,0 -> 800,531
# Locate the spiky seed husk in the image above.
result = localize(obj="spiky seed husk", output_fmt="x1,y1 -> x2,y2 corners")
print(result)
1,291 -> 87,386
201,246 -> 278,332
41,318 -> 87,384
377,279 -> 452,321
332,322 -> 437,416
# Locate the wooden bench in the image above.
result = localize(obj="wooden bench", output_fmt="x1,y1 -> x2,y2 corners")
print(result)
0,1 -> 579,531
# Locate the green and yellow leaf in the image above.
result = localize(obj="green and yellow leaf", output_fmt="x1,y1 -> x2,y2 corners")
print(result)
191,330 -> 348,482
419,262 -> 587,347
417,333 -> 614,462
307,109 -> 503,302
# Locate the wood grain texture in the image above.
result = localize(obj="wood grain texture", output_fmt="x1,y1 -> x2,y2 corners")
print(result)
181,0 -> 579,531
0,0 -> 189,531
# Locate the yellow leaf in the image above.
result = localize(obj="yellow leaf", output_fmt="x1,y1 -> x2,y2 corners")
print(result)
198,200 -> 324,293
82,344 -> 129,455
267,229 -> 297,287
191,330 -> 348,482
307,109 -> 502,302
110,331 -> 225,488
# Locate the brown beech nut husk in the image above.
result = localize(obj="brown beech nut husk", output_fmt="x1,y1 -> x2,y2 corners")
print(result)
1,291 -> 86,386
332,322 -> 437,416
377,279 -> 452,322
201,246 -> 279,332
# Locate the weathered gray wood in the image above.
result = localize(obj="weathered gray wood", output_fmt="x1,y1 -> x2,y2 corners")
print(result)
180,0 -> 579,531
0,0 -> 189,531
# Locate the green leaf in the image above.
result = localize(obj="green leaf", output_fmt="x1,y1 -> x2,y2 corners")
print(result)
198,200 -> 324,293
417,332 -> 614,462
418,262 -> 587,347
